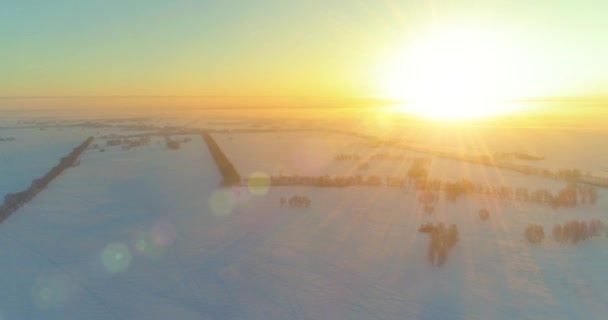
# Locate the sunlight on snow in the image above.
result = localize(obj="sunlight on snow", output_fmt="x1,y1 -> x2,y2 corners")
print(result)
292,139 -> 333,175
232,186 -> 252,204
248,171 -> 271,195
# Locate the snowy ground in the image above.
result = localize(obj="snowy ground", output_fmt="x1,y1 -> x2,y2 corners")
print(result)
382,126 -> 608,177
0,127 -> 92,197
1,130 -> 608,319
214,131 -> 566,192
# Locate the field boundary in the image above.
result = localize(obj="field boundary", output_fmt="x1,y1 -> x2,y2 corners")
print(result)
70,127 -> 608,189
201,131 -> 241,186
0,136 -> 94,224
207,128 -> 608,189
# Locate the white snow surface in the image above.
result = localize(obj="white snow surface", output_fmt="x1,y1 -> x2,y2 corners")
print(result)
0,128 -> 90,197
214,131 -> 565,192
0,133 -> 607,319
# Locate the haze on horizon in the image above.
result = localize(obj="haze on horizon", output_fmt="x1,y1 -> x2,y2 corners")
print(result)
2,1 -> 608,113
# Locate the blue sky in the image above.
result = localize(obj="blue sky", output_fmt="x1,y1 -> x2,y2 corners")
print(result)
2,0 -> 608,100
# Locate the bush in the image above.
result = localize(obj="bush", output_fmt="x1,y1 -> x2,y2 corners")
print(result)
554,219 -> 604,244
479,208 -> 490,221
590,219 -> 605,237
525,224 -> 545,244
166,140 -> 180,150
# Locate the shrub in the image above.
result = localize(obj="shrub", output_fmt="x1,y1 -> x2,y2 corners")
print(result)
590,219 -> 605,237
479,208 -> 490,221
525,224 -> 545,244
166,140 -> 180,150
554,219 -> 605,244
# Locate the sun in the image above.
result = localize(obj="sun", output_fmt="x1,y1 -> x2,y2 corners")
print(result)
379,26 -> 520,120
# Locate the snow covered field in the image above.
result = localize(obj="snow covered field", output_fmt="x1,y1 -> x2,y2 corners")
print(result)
383,126 -> 608,177
0,127 -> 91,197
0,127 -> 607,319
213,131 -> 566,192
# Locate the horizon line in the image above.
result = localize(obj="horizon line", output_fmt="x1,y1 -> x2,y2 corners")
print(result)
1,95 -> 607,101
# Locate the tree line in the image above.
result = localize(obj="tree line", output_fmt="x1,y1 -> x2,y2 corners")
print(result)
255,172 -> 598,210
440,179 -> 598,209
0,136 -> 93,223
334,153 -> 406,161
524,219 -> 606,245
280,195 -> 311,208
202,132 -> 241,186
258,174 -> 383,187
102,136 -> 152,150
553,219 -> 605,244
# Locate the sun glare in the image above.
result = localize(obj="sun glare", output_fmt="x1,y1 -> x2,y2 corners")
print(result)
380,26 -> 520,120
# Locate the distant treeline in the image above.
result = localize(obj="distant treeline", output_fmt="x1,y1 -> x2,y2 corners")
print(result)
0,137 -> 16,142
525,219 -> 606,245
201,131 -> 241,186
248,174 -> 597,209
74,126 -> 608,190
334,153 -> 406,161
437,179 -> 598,209
494,152 -> 545,161
0,136 -> 93,223
254,174 -> 383,187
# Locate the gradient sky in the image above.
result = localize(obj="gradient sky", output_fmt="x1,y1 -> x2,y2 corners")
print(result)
2,0 -> 608,101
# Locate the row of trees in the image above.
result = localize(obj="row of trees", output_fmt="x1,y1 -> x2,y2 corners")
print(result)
102,136 -> 152,150
553,219 -> 605,244
166,136 -> 192,150
202,132 -> 241,186
494,152 -> 545,161
266,174 -> 382,187
401,153 -> 603,206
430,178 -> 598,209
370,153 -> 406,161
98,133 -> 153,140
0,137 -> 16,142
0,137 -> 93,223
524,224 -> 545,244
525,219 -> 606,245
335,153 -> 361,161
256,173 -> 598,209
335,153 -> 407,162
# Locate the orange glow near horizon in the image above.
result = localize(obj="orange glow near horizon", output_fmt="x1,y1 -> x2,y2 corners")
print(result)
378,26 -> 528,121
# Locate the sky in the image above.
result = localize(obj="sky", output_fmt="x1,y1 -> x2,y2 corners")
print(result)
2,0 -> 608,105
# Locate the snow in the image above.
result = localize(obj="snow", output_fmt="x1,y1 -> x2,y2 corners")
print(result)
214,131 -> 566,191
382,126 -> 608,177
0,127 -> 90,198
1,128 -> 608,319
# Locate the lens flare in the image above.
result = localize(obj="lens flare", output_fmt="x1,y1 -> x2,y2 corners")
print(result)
31,275 -> 73,309
100,242 -> 133,273
248,171 -> 271,195
208,189 -> 236,216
